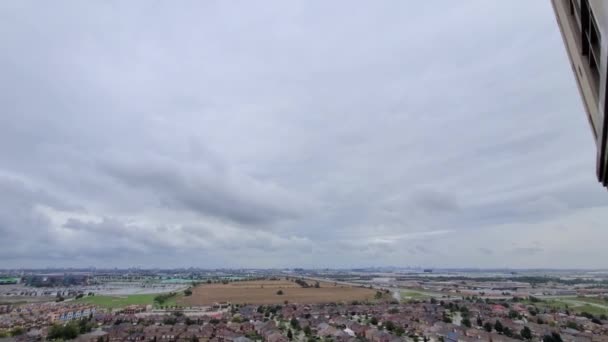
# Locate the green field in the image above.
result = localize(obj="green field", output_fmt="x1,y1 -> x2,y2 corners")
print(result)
74,293 -> 184,309
568,296 -> 608,306
522,297 -> 608,316
400,290 -> 433,300
556,297 -> 608,316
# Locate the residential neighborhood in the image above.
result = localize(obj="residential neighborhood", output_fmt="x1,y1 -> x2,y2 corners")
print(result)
2,293 -> 608,341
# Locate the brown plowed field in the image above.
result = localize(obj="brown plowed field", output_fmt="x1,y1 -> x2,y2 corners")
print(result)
179,279 -> 374,305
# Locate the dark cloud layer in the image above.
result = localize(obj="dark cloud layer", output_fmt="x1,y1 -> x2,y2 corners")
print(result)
101,158 -> 303,225
1,1 -> 607,268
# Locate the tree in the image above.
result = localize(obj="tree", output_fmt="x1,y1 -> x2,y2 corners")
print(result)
430,297 -> 437,304
462,318 -> 471,328
48,325 -> 63,340
476,317 -> 483,327
184,288 -> 193,296
543,332 -> 563,342
442,312 -> 452,323
163,317 -> 177,325
9,327 -> 24,337
521,326 -> 532,340
374,291 -> 383,299
370,317 -> 378,325
484,322 -> 493,332
290,318 -> 300,330
63,323 -> 80,340
314,281 -> 320,288
566,321 -> 581,331
277,290 -> 284,295
494,320 -> 503,334
303,326 -> 312,336
384,321 -> 395,331
600,314 -> 607,320
287,329 -> 293,340
48,322 -> 80,340
395,326 -> 405,336
78,318 -> 93,334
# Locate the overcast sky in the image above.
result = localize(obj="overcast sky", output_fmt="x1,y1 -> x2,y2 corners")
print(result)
1,1 -> 607,269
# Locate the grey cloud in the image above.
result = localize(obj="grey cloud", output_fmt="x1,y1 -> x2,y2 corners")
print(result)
1,1 -> 608,268
0,176 -> 65,241
415,245 -> 431,254
512,247 -> 544,256
409,189 -> 460,213
478,248 -> 493,255
182,224 -> 312,253
101,157 -> 304,226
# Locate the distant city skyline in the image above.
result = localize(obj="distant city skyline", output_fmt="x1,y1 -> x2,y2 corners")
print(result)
1,1 -> 608,269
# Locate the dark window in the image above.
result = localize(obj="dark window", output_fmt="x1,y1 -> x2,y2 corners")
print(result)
568,0 -> 601,96
570,0 -> 574,15
581,0 -> 590,56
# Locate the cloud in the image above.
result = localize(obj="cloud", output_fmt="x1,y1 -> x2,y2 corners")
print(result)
100,156 -> 306,226
0,1 -> 607,268
512,247 -> 544,256
409,189 -> 460,213
478,248 -> 493,256
415,245 -> 431,254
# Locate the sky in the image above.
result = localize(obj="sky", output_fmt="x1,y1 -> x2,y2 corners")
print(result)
1,1 -> 607,269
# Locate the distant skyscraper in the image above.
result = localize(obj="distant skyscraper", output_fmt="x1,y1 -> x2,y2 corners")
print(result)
552,0 -> 608,187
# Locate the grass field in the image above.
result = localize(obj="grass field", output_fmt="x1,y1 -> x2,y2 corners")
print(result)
74,293 -> 184,309
400,290 -> 433,300
180,279 -> 375,306
522,297 -> 608,316
555,297 -> 608,316
567,296 -> 608,306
